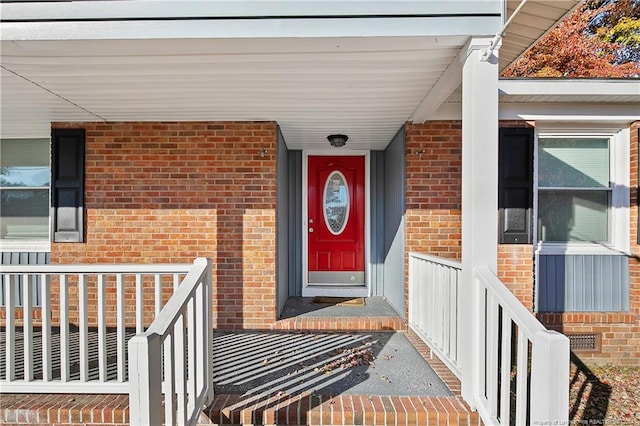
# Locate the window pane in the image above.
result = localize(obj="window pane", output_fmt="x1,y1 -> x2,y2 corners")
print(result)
323,171 -> 350,235
538,138 -> 609,188
1,139 -> 51,187
0,189 -> 49,239
538,190 -> 609,242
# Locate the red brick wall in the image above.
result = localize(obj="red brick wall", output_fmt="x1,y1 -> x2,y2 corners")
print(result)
405,121 -> 462,260
497,245 -> 534,310
404,121 -> 462,319
50,121 -> 277,330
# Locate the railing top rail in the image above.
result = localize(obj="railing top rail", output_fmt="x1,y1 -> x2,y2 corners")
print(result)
138,258 -> 210,339
475,265 -> 545,339
0,263 -> 192,274
409,252 -> 462,270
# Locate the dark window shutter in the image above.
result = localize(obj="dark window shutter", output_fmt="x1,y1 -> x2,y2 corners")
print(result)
498,127 -> 534,244
51,129 -> 85,242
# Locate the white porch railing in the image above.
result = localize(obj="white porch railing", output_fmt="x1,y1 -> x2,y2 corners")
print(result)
129,257 -> 213,426
1,261 -> 194,393
409,253 -> 569,426
408,252 -> 462,378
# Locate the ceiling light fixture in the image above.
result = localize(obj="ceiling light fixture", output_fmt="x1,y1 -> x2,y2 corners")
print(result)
327,134 -> 348,148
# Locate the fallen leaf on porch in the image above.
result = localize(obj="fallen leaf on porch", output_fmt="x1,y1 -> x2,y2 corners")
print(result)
318,347 -> 374,374
262,358 -> 270,365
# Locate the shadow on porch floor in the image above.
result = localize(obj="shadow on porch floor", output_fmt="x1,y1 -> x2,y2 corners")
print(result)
200,330 -> 478,425
0,329 -> 475,425
213,331 -> 451,397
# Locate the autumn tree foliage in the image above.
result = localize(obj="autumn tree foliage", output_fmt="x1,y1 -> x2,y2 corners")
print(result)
502,0 -> 640,78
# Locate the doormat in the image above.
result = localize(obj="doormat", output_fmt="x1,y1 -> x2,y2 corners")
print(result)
312,297 -> 365,306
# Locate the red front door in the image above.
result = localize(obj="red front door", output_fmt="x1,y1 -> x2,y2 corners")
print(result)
307,155 -> 365,285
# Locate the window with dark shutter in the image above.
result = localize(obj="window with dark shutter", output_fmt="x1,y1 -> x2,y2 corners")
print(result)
51,129 -> 85,243
498,127 -> 534,244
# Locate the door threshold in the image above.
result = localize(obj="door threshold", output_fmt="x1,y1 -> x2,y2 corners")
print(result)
301,285 -> 368,298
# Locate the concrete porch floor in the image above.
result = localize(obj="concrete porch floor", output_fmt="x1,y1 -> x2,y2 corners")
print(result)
213,331 -> 451,397
279,297 -> 401,319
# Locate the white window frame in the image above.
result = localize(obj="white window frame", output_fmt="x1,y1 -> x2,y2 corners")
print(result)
0,138 -> 52,253
534,125 -> 630,256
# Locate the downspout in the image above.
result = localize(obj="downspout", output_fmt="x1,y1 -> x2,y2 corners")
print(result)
480,0 -> 529,61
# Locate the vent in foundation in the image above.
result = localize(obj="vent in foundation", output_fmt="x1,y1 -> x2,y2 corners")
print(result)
567,333 -> 601,352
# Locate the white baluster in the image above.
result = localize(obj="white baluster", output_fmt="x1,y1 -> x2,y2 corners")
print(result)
79,274 -> 88,381
499,314 -> 513,425
60,274 -> 69,382
164,333 -> 176,426
136,274 -> 143,333
5,275 -> 15,381
486,294 -> 499,418
187,297 -> 196,414
154,274 -> 162,318
41,273 -> 51,381
116,274 -> 125,382
23,274 -> 33,381
175,312 -> 187,425
98,274 -> 107,382
514,329 -> 528,425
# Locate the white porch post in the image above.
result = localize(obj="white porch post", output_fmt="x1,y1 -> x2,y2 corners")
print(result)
459,38 -> 499,406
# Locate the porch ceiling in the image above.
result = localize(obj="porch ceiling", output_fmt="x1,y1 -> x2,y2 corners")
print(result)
1,36 -> 466,149
0,0 -> 580,148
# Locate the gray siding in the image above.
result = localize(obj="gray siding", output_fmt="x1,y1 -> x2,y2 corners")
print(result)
276,127 -> 289,315
287,151 -> 303,298
536,254 -> 629,312
382,127 -> 406,316
1,251 -> 50,306
369,151 -> 385,296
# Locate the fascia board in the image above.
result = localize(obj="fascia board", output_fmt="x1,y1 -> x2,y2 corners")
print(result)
1,1 -> 502,21
1,17 -> 502,40
499,79 -> 640,98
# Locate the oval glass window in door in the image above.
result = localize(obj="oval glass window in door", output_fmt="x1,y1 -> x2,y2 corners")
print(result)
323,171 -> 350,235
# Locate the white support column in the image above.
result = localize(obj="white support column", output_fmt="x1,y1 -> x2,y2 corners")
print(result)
459,38 -> 499,406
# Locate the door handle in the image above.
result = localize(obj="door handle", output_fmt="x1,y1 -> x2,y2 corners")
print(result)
309,227 -> 314,233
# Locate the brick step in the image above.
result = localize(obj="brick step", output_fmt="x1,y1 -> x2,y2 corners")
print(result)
272,316 -> 407,332
0,393 -> 129,425
203,393 -> 480,426
0,392 -> 479,426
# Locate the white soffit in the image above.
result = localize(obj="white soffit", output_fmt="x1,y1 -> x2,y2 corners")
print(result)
1,36 -> 469,149
500,0 -> 581,71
